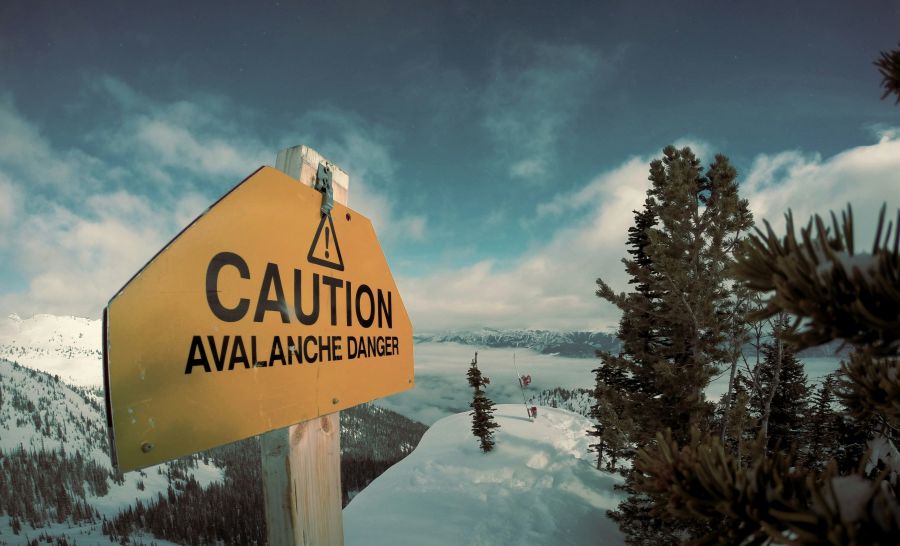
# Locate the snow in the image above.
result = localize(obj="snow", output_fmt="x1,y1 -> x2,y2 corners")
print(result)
0,313 -> 102,386
0,313 -> 844,411
827,475 -> 874,523
866,435 -> 900,476
0,313 -> 847,545
0,357 -> 109,461
0,515 -> 184,546
87,459 -> 224,519
344,404 -> 625,546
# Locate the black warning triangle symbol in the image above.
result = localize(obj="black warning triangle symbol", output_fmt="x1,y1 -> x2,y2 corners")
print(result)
307,213 -> 344,271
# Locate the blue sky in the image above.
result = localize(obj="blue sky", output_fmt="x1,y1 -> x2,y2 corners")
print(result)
1,0 -> 899,330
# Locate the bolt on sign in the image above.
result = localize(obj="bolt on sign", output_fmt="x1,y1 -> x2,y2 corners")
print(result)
103,166 -> 414,472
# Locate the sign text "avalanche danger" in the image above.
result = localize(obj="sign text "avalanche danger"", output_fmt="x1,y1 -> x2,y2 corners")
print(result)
185,251 -> 398,373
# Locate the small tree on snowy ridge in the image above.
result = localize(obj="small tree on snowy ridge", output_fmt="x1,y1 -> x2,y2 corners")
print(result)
467,352 -> 499,452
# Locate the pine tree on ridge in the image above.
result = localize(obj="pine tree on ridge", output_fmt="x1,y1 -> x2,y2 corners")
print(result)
467,352 -> 499,453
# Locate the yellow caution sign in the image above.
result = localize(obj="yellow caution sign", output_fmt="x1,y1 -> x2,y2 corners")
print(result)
103,166 -> 414,472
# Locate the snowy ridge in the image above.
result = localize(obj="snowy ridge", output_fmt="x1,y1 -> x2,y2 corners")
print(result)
344,405 -> 625,546
0,314 -> 103,386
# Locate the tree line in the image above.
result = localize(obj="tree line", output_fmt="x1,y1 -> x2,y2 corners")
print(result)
589,145 -> 899,545
585,47 -> 900,543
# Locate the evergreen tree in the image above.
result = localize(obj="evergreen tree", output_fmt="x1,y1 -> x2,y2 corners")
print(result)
467,352 -> 499,453
588,201 -> 653,469
876,43 -> 900,103
594,200 -> 662,451
631,205 -> 900,545
712,369 -> 757,462
587,357 -> 631,471
594,146 -> 752,545
804,373 -> 837,470
748,341 -> 811,453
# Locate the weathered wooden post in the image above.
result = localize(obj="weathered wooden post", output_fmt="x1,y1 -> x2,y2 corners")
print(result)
262,145 -> 349,546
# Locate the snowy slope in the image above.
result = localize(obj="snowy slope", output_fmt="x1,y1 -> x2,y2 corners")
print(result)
0,314 -> 102,386
0,357 -> 108,460
344,405 -> 625,546
0,358 -> 223,545
0,358 -> 223,494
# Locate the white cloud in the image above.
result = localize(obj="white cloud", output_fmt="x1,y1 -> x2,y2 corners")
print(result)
0,87 -> 428,319
0,185 -> 213,320
1,191 -> 170,318
401,153 -> 653,332
0,97 -> 105,196
172,192 -> 213,230
0,174 -> 21,244
0,85 -> 260,319
743,131 -> 900,245
91,79 -> 271,187
402,132 -> 900,332
3,78 -> 897,333
481,42 -> 615,180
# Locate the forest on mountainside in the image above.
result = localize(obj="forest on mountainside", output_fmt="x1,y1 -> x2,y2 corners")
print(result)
0,359 -> 430,545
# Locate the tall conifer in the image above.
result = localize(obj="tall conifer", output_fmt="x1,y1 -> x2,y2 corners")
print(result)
467,352 -> 499,453
804,373 -> 837,470
595,146 -> 752,544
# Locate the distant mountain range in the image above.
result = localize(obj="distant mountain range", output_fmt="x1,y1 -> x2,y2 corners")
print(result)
414,329 -> 621,358
415,327 -> 849,360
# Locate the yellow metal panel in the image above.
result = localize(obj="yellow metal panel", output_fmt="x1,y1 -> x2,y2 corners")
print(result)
104,166 -> 414,472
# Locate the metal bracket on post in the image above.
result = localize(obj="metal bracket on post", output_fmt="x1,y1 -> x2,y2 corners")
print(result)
315,162 -> 334,216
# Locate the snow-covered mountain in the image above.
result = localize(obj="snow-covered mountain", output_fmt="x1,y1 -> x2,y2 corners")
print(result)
415,328 -> 621,358
0,357 -> 222,545
0,314 -> 102,386
0,351 -> 428,544
344,405 -> 625,546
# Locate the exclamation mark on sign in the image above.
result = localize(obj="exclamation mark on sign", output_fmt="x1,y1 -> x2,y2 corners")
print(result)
325,226 -> 330,259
